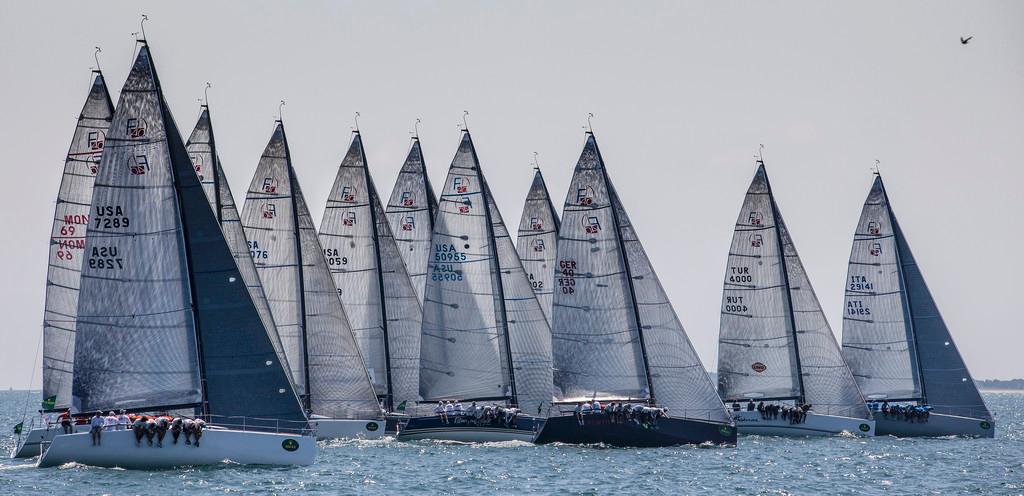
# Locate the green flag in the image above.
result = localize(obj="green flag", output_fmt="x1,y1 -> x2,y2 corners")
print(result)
396,400 -> 407,412
41,395 -> 57,411
13,422 -> 22,435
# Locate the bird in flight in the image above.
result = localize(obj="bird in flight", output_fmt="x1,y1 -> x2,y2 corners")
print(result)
960,36 -> 973,45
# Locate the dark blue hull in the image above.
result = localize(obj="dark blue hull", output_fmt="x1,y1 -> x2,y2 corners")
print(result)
533,415 -> 737,447
396,414 -> 543,442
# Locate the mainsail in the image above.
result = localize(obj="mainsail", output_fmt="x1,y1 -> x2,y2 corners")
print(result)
318,132 -> 422,412
717,163 -> 868,418
516,168 -> 560,323
185,107 -> 291,382
552,133 -> 728,423
842,175 -> 990,419
419,131 -> 552,413
72,43 -> 305,422
241,122 -> 380,419
385,137 -> 437,304
41,70 -> 113,412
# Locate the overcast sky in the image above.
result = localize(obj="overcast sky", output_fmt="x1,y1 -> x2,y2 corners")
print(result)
1,1 -> 1021,388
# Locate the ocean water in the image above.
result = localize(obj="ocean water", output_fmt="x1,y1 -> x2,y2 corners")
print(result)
0,391 -> 1020,495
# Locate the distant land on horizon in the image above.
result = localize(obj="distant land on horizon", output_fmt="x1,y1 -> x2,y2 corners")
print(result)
702,373 -> 1023,392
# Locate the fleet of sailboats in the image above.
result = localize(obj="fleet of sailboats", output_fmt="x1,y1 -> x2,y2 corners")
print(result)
13,29 -> 1000,469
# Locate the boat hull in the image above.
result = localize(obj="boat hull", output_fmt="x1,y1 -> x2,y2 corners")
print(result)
12,424 -> 89,459
36,428 -> 316,469
396,414 -> 542,443
310,418 -> 385,440
874,412 -> 994,438
732,410 -> 875,437
532,415 -> 737,447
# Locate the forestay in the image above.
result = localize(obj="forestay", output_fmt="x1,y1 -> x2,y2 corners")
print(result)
844,176 -> 990,419
551,134 -> 650,402
385,138 -> 437,305
318,132 -> 422,412
74,44 -> 305,422
241,122 -> 380,419
516,169 -> 560,323
185,107 -> 292,385
42,70 -> 113,412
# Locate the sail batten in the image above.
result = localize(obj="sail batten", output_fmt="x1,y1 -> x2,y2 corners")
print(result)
516,169 -> 561,324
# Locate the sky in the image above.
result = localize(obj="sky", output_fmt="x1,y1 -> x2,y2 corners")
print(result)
0,1 -> 1021,389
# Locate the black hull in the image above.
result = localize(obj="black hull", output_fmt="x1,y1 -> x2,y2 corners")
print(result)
533,415 -> 737,447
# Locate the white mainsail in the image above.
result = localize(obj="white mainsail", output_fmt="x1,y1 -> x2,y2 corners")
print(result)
385,137 -> 437,305
241,122 -> 380,419
552,133 -> 728,423
318,132 -> 422,412
419,131 -> 552,413
516,168 -> 560,323
41,70 -> 113,411
842,175 -> 990,419
718,163 -> 868,418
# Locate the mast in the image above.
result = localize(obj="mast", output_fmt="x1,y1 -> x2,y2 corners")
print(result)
359,134 -> 395,412
469,132 -> 517,406
205,105 -> 224,224
878,175 -> 928,403
592,133 -> 655,404
280,121 -> 312,413
762,161 -> 806,404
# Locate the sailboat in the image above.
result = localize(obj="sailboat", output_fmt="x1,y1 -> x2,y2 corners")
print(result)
241,118 -> 384,439
37,42 -> 315,469
716,159 -> 875,437
841,174 -> 994,437
384,133 -> 438,305
318,130 -> 422,427
533,132 -> 736,447
12,68 -> 113,459
515,165 -> 560,323
397,130 -> 553,442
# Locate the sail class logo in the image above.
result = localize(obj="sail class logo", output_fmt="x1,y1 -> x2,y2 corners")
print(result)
867,221 -> 881,235
87,130 -> 105,151
89,155 -> 101,175
342,211 -> 356,226
453,176 -> 469,193
869,242 -> 882,257
583,215 -> 601,234
191,154 -> 204,180
533,239 -> 546,252
750,234 -> 763,248
751,362 -> 767,373
748,211 -> 762,226
340,185 -> 356,202
262,177 -> 278,193
128,154 -> 150,175
262,203 -> 277,219
401,191 -> 415,207
530,217 -> 543,230
458,197 -> 472,214
402,216 -> 415,231
126,118 -> 146,138
576,186 -> 594,206
281,439 -> 299,452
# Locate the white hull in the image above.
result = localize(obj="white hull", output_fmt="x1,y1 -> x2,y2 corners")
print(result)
310,418 -> 385,440
732,410 -> 875,437
37,428 -> 316,469
12,424 -> 89,459
875,412 -> 994,438
396,426 -> 536,443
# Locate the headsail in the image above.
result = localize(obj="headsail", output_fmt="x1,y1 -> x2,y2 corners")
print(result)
385,138 -> 437,304
73,44 -> 305,422
241,122 -> 380,419
42,70 -> 113,412
318,132 -> 422,412
842,176 -> 990,419
516,168 -> 561,323
420,131 -> 552,411
718,163 -> 868,418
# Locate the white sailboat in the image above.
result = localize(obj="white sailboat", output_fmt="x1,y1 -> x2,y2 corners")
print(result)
241,119 -> 384,439
534,131 -> 735,447
841,174 -> 994,437
318,130 -> 422,424
397,129 -> 553,442
12,67 -> 113,459
717,159 -> 875,437
384,133 -> 438,305
37,42 -> 315,469
515,165 -> 560,323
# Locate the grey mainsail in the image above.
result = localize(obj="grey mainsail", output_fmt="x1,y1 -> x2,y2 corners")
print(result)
185,106 -> 292,385
552,133 -> 728,423
385,137 -> 437,305
842,175 -> 990,419
241,122 -> 380,419
72,44 -> 305,422
516,168 -> 561,323
41,70 -> 113,411
718,163 -> 868,418
419,131 -> 552,413
318,132 -> 422,412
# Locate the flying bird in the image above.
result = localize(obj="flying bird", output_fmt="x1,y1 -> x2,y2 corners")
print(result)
960,36 -> 973,45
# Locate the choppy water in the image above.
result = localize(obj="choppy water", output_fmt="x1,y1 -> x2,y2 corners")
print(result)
0,391 -> 1020,495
